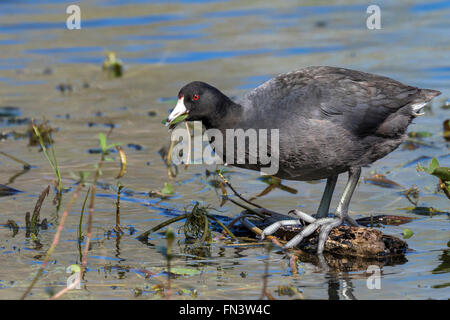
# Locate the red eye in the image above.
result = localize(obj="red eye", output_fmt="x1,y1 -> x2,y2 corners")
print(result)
192,94 -> 199,101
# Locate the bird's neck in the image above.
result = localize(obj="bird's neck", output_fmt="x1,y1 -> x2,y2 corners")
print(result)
203,98 -> 242,129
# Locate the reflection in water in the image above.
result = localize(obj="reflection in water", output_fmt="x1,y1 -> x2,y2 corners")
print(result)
432,241 -> 450,275
115,233 -> 123,261
183,243 -> 212,260
341,274 -> 357,300
327,272 -> 357,300
6,168 -> 30,185
290,245 -> 408,272
327,274 -> 340,300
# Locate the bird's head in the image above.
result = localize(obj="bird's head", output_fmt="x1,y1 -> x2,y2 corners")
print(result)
165,81 -> 234,128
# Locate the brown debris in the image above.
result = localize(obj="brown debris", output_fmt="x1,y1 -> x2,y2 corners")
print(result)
364,173 -> 404,189
238,209 -> 408,261
356,214 -> 414,226
273,223 -> 407,258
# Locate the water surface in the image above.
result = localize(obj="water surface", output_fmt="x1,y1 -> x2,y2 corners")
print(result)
0,0 -> 449,299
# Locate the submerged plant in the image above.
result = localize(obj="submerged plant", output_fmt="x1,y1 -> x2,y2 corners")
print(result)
136,202 -> 236,243
184,203 -> 211,243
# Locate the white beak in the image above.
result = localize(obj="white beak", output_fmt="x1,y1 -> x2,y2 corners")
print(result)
166,97 -> 188,126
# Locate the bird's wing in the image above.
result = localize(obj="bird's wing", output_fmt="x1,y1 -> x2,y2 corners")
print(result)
244,66 -> 439,136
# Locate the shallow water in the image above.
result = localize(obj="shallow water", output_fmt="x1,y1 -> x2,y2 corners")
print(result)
0,0 -> 449,300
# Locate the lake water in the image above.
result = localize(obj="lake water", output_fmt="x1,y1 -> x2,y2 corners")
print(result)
0,0 -> 449,299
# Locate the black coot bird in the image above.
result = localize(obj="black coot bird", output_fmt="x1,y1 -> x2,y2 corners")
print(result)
165,66 -> 441,254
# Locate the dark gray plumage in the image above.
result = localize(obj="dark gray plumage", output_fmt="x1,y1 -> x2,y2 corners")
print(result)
218,66 -> 440,180
167,66 -> 441,254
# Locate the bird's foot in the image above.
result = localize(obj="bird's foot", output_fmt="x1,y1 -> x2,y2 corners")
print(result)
260,209 -> 315,240
283,216 -> 342,254
261,209 -> 356,254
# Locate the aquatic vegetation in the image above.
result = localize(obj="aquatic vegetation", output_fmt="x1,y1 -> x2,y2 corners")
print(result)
276,284 -> 304,299
441,99 -> 450,110
149,182 -> 174,198
400,206 -> 447,216
158,144 -> 178,178
432,242 -> 450,275
408,131 -> 432,138
29,120 -> 55,147
5,220 -> 19,237
77,186 -> 90,264
184,203 -> 211,242
137,202 -> 236,243
403,228 -> 414,239
364,173 -> 404,189
102,51 -> 123,78
29,186 -> 50,237
251,175 -> 297,200
50,132 -> 123,299
21,184 -> 84,299
444,119 -> 450,141
31,122 -> 62,201
0,151 -> 31,169
162,113 -> 188,127
217,170 -> 265,212
357,215 -> 414,227
19,130 -> 125,299
417,157 -> 450,199
402,185 -> 421,206
114,182 -> 124,234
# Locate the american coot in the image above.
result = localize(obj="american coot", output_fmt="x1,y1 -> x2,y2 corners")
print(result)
165,66 -> 441,254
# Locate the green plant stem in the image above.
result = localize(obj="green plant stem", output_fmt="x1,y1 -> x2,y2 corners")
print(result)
0,151 -> 31,169
206,214 -> 237,240
32,123 -> 62,199
201,214 -> 209,243
77,187 -> 90,262
136,214 -> 188,242
217,171 -> 263,209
